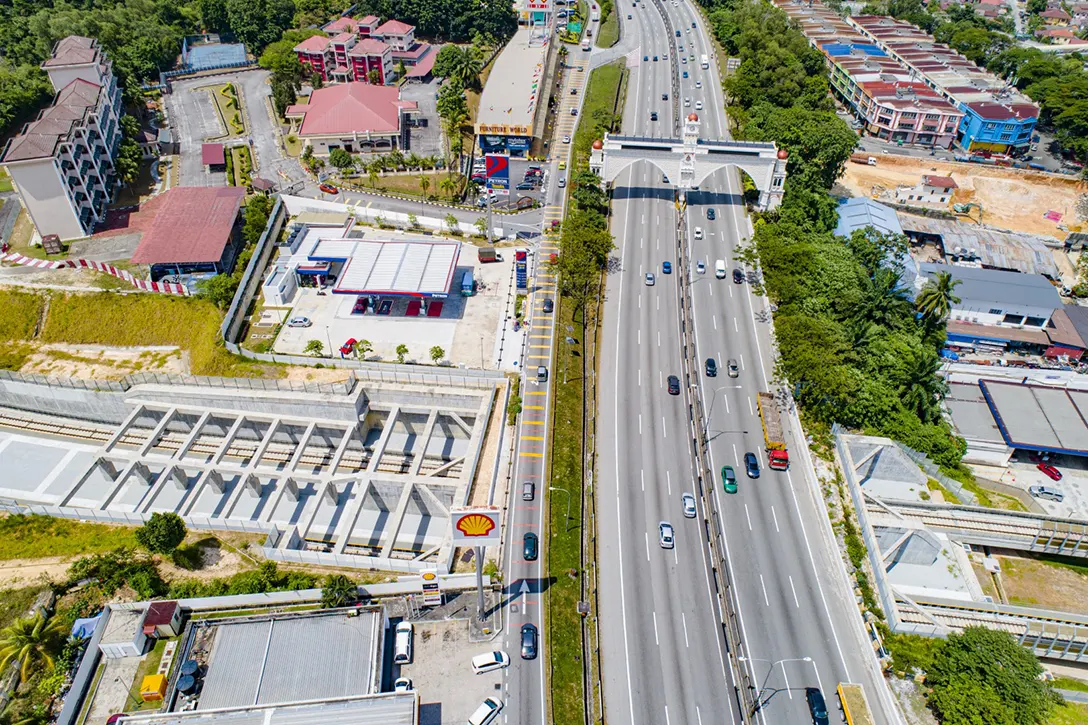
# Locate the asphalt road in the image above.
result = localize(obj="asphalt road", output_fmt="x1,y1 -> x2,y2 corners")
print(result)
597,1 -> 903,724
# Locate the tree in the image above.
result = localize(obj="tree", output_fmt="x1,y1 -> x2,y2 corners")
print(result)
418,173 -> 431,198
320,574 -> 357,608
439,174 -> 459,200
115,139 -> 143,185
395,60 -> 407,80
474,216 -> 489,237
367,68 -> 382,85
197,274 -> 240,310
226,0 -> 297,52
0,615 -> 65,682
243,193 -> 272,245
368,162 -> 380,188
329,147 -> 354,170
356,339 -> 372,358
571,170 -> 607,213
396,343 -> 409,363
198,0 -> 230,33
305,339 -> 324,356
407,212 -> 419,228
899,347 -> 947,423
915,270 -> 962,323
135,512 -> 187,555
271,76 -> 299,118
430,345 -> 445,364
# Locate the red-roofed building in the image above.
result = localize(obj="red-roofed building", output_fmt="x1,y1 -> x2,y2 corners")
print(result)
141,601 -> 182,638
1036,26 -> 1087,43
130,186 -> 245,280
285,83 -> 417,156
1040,7 -> 1072,23
349,38 -> 393,85
201,143 -> 225,168
295,16 -> 433,84
374,20 -> 415,50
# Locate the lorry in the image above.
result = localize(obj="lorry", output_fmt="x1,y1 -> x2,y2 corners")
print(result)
756,392 -> 789,470
700,53 -> 709,69
849,153 -> 877,166
478,247 -> 503,263
837,683 -> 874,725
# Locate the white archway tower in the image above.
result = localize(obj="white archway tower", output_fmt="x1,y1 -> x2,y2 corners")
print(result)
589,113 -> 789,210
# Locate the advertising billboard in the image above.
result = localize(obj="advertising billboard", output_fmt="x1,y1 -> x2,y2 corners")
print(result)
420,568 -> 443,606
450,507 -> 503,547
485,154 -> 510,193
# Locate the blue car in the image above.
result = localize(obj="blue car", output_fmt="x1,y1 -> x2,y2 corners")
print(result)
682,71 -> 688,78
662,261 -> 672,274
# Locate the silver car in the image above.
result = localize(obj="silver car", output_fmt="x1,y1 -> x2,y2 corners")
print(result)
681,493 -> 697,518
658,521 -> 675,549
1029,485 -> 1064,502
645,272 -> 656,286
727,358 -> 739,378
286,316 -> 312,328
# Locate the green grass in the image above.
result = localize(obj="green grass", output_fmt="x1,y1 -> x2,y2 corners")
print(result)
926,477 -> 961,504
0,169 -> 13,193
0,586 -> 44,630
1054,677 -> 1088,694
39,293 -> 274,377
0,289 -> 45,341
127,638 -> 171,711
596,5 -> 620,47
572,60 -> 627,170
1029,553 -> 1088,578
344,171 -> 465,201
209,84 -> 245,138
0,514 -> 138,560
547,297 -> 587,725
1050,701 -> 1088,725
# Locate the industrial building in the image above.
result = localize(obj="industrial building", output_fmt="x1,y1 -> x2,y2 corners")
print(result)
1,36 -> 123,240
475,26 -> 551,156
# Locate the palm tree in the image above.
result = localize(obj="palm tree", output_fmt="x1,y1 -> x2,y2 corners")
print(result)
900,349 -> 948,422
915,270 -> 962,324
367,162 -> 380,189
419,174 -> 431,198
405,152 -> 423,171
860,268 -> 912,330
0,615 -> 65,682
844,318 -> 880,363
439,174 -> 458,200
449,47 -> 484,91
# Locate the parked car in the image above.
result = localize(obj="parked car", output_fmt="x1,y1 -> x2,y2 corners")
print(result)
339,337 -> 357,356
471,651 -> 511,674
516,181 -> 536,190
1037,462 -> 1063,481
318,183 -> 339,194
394,677 -> 412,693
1029,485 -> 1064,502
287,316 -> 312,328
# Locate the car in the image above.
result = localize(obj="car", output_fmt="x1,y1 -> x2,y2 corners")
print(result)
643,54 -> 648,60
667,375 -> 680,395
471,651 -> 512,674
571,87 -> 578,95
662,92 -> 669,101
696,260 -> 705,274
523,532 -> 539,561
543,298 -> 554,313
468,697 -> 504,725
662,173 -> 669,183
693,226 -> 703,240
662,53 -> 668,60
721,465 -> 737,494
653,55 -> 658,61
727,358 -> 739,378
394,677 -> 412,693
1037,462 -> 1062,481
523,481 -> 535,500
695,80 -> 702,88
520,623 -> 538,659
650,111 -> 658,121
628,13 -> 633,18
691,20 -> 696,27
472,173 -> 486,183
570,107 -> 578,116
1029,485 -> 1065,502
706,208 -> 716,220
658,521 -> 675,548
286,316 -> 312,328
318,183 -> 339,194
577,66 -> 584,72
562,135 -> 571,144
684,96 -> 691,106
733,268 -> 745,283
806,688 -> 830,725
558,160 -> 566,170
339,337 -> 357,355
682,493 -> 697,518
662,261 -> 672,274
537,365 -> 549,382
744,451 -> 760,478
705,357 -> 717,376
558,177 -> 566,188
516,181 -> 536,190
695,100 -> 703,110
645,272 -> 656,286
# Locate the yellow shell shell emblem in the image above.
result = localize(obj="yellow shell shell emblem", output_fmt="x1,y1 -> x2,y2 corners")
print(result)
456,513 -> 496,537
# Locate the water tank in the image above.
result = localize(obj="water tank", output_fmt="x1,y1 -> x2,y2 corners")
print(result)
177,675 -> 196,694
180,660 -> 199,677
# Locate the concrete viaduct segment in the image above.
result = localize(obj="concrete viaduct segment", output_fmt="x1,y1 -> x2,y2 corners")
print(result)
589,113 -> 788,210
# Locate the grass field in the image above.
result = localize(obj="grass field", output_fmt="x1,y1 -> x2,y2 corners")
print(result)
0,514 -> 138,560
1051,701 -> 1088,725
210,83 -> 245,138
0,168 -> 13,193
0,586 -> 43,630
40,293 -> 272,377
1055,677 -> 1088,694
0,289 -> 45,341
127,638 -> 171,711
572,60 -> 626,170
596,5 -> 620,47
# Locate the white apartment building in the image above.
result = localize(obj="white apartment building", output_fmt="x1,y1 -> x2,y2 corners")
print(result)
2,36 -> 123,240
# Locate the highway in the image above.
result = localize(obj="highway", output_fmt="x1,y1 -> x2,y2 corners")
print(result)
597,0 -> 901,723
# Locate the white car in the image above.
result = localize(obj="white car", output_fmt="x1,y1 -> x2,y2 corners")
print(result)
394,677 -> 412,692
471,651 -> 512,674
684,97 -> 691,107
563,135 -> 571,144
682,493 -> 697,518
468,698 -> 504,725
695,101 -> 703,110
693,227 -> 703,240
286,316 -> 312,328
695,80 -> 702,89
645,272 -> 656,286
658,521 -> 675,549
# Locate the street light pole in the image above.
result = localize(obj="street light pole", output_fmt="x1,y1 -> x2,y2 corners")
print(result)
737,656 -> 813,715
549,486 -> 572,531
704,384 -> 737,438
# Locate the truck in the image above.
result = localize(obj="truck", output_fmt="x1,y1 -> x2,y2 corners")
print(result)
849,153 -> 877,166
477,247 -> 503,263
700,53 -> 709,69
756,392 -> 789,470
582,38 -> 592,51
837,683 -> 874,725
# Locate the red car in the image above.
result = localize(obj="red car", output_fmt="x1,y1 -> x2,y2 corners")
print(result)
319,183 -> 339,194
1037,462 -> 1063,481
339,337 -> 357,356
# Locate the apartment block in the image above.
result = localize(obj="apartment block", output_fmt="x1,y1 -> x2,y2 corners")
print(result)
294,16 -> 437,86
1,36 -> 123,240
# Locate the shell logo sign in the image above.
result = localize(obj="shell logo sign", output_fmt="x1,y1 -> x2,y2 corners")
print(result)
450,507 -> 503,546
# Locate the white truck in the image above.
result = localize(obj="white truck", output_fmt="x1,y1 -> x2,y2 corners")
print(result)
700,53 -> 709,69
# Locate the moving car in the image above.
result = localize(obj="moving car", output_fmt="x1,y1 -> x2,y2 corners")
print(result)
715,260 -> 726,278
558,177 -> 566,188
471,651 -> 512,674
695,100 -> 703,110
650,111 -> 658,121
394,677 -> 412,692
727,358 -> 739,378
806,688 -> 830,725
1037,462 -> 1062,481
662,261 -> 672,274
667,375 -> 680,395
543,298 -> 554,313
695,80 -> 702,88
520,623 -> 538,659
662,92 -> 669,101
523,532 -> 539,561
658,521 -> 675,548
706,208 -> 716,220
1029,485 -> 1064,502
286,316 -> 312,328
744,451 -> 760,479
643,54 -> 648,60
682,493 -> 697,518
733,268 -> 745,283
318,183 -> 338,194
653,55 -> 658,61
523,481 -> 535,501
537,365 -> 549,382
645,272 -> 656,286
705,357 -> 717,377
468,697 -> 504,725
721,465 -> 737,494
562,135 -> 571,144
696,260 -> 705,274
693,227 -> 703,240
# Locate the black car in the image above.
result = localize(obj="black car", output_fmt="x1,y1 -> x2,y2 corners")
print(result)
521,623 -> 538,659
705,358 -> 717,377
662,92 -> 669,101
516,181 -> 536,190
523,532 -> 538,561
667,375 -> 680,395
806,688 -> 830,725
543,298 -> 554,313
650,111 -> 658,121
706,208 -> 716,220
733,268 -> 745,284
744,451 -> 760,479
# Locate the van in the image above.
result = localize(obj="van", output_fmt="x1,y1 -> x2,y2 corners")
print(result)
461,270 -> 476,297
522,481 -> 535,501
393,621 -> 413,664
715,260 -> 726,278
467,697 -> 504,725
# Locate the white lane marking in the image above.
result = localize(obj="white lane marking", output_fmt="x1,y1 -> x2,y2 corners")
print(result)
732,443 -> 738,461
734,317 -> 739,332
789,575 -> 800,608
639,296 -> 642,309
771,505 -> 780,532
645,531 -> 650,561
697,706 -> 703,725
740,354 -> 745,370
728,284 -> 733,298
638,329 -> 641,344
744,504 -> 752,531
712,316 -> 716,330
682,612 -> 690,648
641,468 -> 645,491
638,369 -> 641,386
639,414 -> 643,435
760,574 -> 770,606
653,610 -> 660,645
666,470 -> 671,495
782,665 -> 794,700
662,417 -> 667,438
709,283 -> 713,297
665,705 -> 671,725
658,330 -> 661,347
748,397 -> 754,416
657,296 -> 660,311
673,546 -> 678,565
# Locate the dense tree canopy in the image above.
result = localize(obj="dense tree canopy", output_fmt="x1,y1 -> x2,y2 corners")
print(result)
352,0 -> 516,41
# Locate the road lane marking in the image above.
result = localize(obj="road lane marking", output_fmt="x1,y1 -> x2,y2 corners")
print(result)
520,452 -> 543,458
682,612 -> 690,647
760,574 -> 769,606
745,504 -> 752,530
645,532 -> 650,562
782,666 -> 794,699
740,354 -> 745,370
525,405 -> 545,410
653,611 -> 660,645
712,316 -> 716,330
789,575 -> 800,608
732,443 -> 738,462
523,436 -> 545,441
641,468 -> 645,491
639,414 -> 643,435
771,505 -> 779,532
748,397 -> 754,416
665,705 -> 671,725
662,417 -> 667,438
734,317 -> 739,332
666,470 -> 671,495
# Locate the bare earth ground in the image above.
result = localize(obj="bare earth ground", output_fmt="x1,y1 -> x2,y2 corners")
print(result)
992,553 -> 1088,613
20,343 -> 188,378
282,366 -> 354,383
839,156 -> 1086,238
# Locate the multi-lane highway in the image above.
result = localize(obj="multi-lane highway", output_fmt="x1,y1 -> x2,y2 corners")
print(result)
597,0 -> 901,723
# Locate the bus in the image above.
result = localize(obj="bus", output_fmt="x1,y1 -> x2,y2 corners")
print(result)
700,53 -> 709,69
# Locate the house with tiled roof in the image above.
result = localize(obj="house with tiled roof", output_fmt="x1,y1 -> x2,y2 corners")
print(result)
1040,7 -> 1072,24
285,83 -> 418,156
0,36 -> 123,240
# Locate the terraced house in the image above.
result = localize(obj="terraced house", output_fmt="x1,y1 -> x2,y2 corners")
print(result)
1,36 -> 123,240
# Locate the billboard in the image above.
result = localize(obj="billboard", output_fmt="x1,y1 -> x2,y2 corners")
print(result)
451,507 -> 503,547
516,250 -> 528,289
420,568 -> 442,606
485,154 -> 510,193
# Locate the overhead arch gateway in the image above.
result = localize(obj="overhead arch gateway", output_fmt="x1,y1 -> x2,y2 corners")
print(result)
589,113 -> 789,210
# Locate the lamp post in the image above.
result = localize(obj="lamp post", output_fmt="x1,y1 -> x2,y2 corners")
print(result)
549,486 -> 572,531
704,385 -> 746,440
737,656 -> 814,715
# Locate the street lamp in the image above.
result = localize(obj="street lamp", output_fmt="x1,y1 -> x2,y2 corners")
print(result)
737,656 -> 814,715
704,384 -> 742,439
549,486 -> 572,531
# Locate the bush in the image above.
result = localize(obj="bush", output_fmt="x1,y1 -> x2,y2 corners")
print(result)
67,548 -> 166,597
134,512 -> 187,555
320,574 -> 357,608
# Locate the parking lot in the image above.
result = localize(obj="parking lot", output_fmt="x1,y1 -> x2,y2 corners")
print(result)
272,239 -> 515,369
400,79 -> 444,159
1003,457 -> 1088,519
469,158 -> 549,210
394,619 -> 507,725
165,78 -> 228,187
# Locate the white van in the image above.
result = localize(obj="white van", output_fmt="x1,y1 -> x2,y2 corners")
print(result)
693,227 -> 703,240
393,621 -> 414,664
715,260 -> 726,278
467,697 -> 504,725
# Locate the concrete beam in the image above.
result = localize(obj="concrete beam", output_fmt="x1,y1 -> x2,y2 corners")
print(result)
416,483 -> 450,517
61,457 -> 119,507
380,482 -> 415,557
181,469 -> 224,516
409,411 -> 439,476
246,418 -> 281,470
261,476 -> 298,524
169,466 -> 189,490
424,456 -> 465,479
456,391 -> 494,488
298,482 -> 338,544
331,478 -> 374,555
365,406 -> 400,474
138,407 -> 178,457
224,473 -> 261,517
174,411 -> 212,461
446,412 -> 473,435
328,425 -> 360,477
285,421 -> 317,474
102,405 -> 146,454
212,416 -> 247,466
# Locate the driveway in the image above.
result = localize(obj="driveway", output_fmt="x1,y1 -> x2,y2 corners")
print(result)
165,78 -> 228,187
233,70 -> 310,188
400,80 -> 444,158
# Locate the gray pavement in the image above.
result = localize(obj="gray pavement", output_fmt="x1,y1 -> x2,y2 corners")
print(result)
400,80 -> 445,158
165,78 -> 228,187
233,69 -> 310,189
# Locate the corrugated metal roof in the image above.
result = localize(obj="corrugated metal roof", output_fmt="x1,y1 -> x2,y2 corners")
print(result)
919,263 -> 1062,311
307,239 -> 461,295
897,214 -> 1061,279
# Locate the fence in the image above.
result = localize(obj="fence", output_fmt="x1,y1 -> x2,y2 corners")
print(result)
897,442 -> 979,505
163,59 -> 256,79
221,196 -> 286,344
0,368 -> 354,395
0,252 -> 189,295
